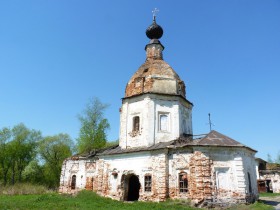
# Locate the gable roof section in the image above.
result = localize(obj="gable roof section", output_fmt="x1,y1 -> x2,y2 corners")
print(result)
195,130 -> 257,152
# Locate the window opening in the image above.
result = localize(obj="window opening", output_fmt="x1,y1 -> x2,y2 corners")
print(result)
179,173 -> 188,193
71,175 -> 76,190
159,114 -> 168,131
144,175 -> 152,192
133,116 -> 140,131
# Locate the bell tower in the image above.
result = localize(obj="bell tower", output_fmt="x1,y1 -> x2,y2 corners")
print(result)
119,13 -> 193,149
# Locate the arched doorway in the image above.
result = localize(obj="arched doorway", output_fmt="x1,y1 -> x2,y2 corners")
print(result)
127,174 -> 140,201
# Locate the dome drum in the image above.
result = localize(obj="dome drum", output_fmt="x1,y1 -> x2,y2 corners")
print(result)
125,60 -> 186,98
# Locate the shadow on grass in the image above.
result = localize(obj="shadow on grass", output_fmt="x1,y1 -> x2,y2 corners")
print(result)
260,199 -> 280,207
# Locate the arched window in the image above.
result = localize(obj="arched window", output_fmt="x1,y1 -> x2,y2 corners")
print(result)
144,174 -> 152,192
71,175 -> 76,190
159,114 -> 168,131
179,173 -> 188,193
248,172 -> 252,193
133,116 -> 140,132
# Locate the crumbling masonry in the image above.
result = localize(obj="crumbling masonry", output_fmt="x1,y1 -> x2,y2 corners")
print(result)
59,16 -> 258,207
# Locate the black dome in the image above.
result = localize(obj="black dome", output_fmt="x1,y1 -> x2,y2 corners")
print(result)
146,21 -> 163,40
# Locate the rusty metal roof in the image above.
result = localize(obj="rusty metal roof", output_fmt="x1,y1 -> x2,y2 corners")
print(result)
99,140 -> 178,156
98,130 -> 257,155
69,130 -> 256,159
194,130 -> 257,152
98,136 -> 196,156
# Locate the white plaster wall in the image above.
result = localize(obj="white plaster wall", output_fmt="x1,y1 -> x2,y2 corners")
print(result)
101,151 -> 158,198
255,159 -> 260,180
195,147 -> 257,195
242,151 -> 258,195
271,173 -> 280,193
60,158 -> 97,192
203,148 -> 240,193
259,173 -> 280,193
119,94 -> 192,149
102,152 -> 153,174
119,95 -> 155,149
179,104 -> 192,135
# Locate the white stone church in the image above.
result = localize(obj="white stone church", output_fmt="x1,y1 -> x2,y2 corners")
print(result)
59,16 -> 258,207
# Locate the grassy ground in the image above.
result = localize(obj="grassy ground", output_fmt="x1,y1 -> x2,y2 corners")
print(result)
260,192 -> 280,197
0,190 -> 199,210
228,201 -> 274,210
0,190 -> 275,210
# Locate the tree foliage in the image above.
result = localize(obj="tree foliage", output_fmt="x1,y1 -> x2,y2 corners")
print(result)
77,98 -> 110,154
0,127 -> 13,185
267,154 -> 273,163
275,152 -> 280,164
38,134 -> 74,188
0,124 -> 41,185
267,152 -> 280,164
0,98 -> 110,187
0,124 -> 74,189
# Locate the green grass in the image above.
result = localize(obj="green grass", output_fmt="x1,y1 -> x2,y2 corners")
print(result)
0,190 -> 199,210
0,190 -> 276,210
260,192 -> 280,197
227,201 -> 274,210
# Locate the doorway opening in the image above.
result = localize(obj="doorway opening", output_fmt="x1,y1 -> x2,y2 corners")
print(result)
124,174 -> 140,201
71,175 -> 76,190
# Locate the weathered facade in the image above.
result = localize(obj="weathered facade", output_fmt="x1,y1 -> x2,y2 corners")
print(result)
255,158 -> 280,193
59,17 -> 258,207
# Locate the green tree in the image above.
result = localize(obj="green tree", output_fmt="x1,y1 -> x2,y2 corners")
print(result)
267,152 -> 280,164
0,127 -> 12,185
10,124 -> 41,184
0,124 -> 41,185
267,153 -> 273,163
275,152 -> 280,164
77,98 -> 110,153
38,134 -> 74,188
22,159 -> 44,184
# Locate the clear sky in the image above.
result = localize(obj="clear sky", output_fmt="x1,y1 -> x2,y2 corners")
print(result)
0,1 -> 279,160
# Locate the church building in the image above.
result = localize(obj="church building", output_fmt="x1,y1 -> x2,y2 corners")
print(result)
59,15 -> 258,207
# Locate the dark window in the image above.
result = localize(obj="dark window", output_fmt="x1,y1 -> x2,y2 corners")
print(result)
179,173 -> 188,193
248,172 -> 252,193
71,175 -> 76,190
144,175 -> 152,192
133,116 -> 140,131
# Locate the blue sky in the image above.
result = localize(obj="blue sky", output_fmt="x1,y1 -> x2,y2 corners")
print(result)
0,1 -> 279,160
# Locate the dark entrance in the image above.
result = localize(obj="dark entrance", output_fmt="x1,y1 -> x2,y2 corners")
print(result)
257,179 -> 273,193
71,175 -> 76,190
127,175 -> 140,201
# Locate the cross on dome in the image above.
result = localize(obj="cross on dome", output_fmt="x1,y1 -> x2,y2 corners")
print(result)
146,8 -> 163,40
152,8 -> 159,21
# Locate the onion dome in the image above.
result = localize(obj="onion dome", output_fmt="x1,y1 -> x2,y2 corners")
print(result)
146,20 -> 163,40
